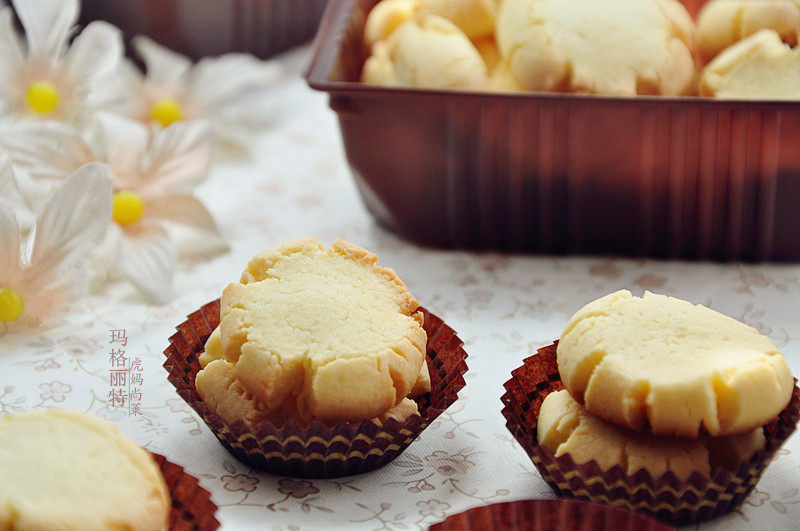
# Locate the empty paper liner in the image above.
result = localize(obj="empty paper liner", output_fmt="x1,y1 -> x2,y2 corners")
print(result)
306,0 -> 800,260
151,453 -> 220,531
429,498 -> 672,531
81,0 -> 328,60
163,299 -> 468,478
500,343 -> 800,525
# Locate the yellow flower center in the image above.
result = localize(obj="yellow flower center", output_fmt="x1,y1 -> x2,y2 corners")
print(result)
150,98 -> 183,127
25,81 -> 59,114
112,191 -> 145,226
0,288 -> 24,323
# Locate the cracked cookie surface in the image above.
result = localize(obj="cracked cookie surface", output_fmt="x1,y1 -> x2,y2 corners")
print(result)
538,390 -> 766,479
496,0 -> 695,95
557,290 -> 794,438
196,237 -> 428,425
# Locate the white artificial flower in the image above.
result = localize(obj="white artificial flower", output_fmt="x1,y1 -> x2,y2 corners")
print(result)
0,0 -> 123,124
0,152 -> 33,231
0,162 -> 111,333
0,115 -> 227,304
108,36 -> 282,152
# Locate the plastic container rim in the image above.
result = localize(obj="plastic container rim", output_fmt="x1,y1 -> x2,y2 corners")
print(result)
305,0 -> 800,108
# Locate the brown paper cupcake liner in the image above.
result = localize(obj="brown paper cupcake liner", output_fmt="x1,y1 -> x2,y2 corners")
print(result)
429,498 -> 672,530
163,300 -> 469,478
151,453 -> 220,531
501,343 -> 800,526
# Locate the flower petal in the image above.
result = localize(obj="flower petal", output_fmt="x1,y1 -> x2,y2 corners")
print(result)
140,120 -> 212,195
0,152 -> 34,234
187,55 -> 282,149
87,59 -> 146,118
0,120 -> 93,182
189,54 -> 282,107
11,0 -> 78,60
90,113 -> 148,188
133,35 -> 192,87
0,8 -> 24,86
29,161 -> 112,278
0,192 -> 21,280
65,21 -> 123,87
116,220 -> 176,304
144,193 -> 228,256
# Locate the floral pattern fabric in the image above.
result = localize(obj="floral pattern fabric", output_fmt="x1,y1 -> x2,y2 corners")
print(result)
1,47 -> 799,530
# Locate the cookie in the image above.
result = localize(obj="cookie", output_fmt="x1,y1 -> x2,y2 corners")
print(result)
558,290 -> 794,437
699,29 -> 800,99
196,237 -> 427,425
364,0 -> 418,48
417,0 -> 499,39
362,15 -> 489,90
0,409 -> 170,531
495,0 -> 695,95
538,390 -> 766,479
197,358 -> 423,426
200,325 -> 432,403
697,0 -> 800,63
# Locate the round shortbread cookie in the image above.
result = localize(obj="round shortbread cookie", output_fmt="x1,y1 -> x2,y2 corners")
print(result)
364,0 -> 418,48
196,358 -> 423,426
417,0 -> 499,39
495,0 -> 696,95
699,29 -> 800,99
557,290 -> 794,438
364,0 -> 498,46
538,390 -> 767,479
697,0 -> 800,63
0,409 -> 170,531
196,237 -> 427,424
362,15 -> 489,90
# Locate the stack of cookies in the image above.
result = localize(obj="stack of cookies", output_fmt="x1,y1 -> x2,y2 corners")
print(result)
502,290 -> 800,524
195,237 -> 431,428
164,236 -> 469,478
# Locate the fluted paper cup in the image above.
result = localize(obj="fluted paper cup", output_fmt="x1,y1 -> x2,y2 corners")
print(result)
164,300 -> 468,478
500,343 -> 800,525
151,453 -> 220,531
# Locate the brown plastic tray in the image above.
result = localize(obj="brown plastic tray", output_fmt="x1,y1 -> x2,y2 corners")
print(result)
81,0 -> 328,60
306,0 -> 800,261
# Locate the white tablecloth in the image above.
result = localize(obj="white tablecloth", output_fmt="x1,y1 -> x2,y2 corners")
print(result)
3,46 -> 799,530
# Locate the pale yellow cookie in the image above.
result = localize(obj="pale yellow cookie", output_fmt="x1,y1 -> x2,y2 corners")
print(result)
201,325 -> 432,399
697,0 -> 800,63
0,409 -> 170,531
417,0 -> 499,39
496,0 -> 696,95
197,237 -> 427,425
362,15 -> 489,90
558,290 -> 794,438
364,0 -> 418,48
538,390 -> 766,479
197,358 -> 423,426
699,29 -> 800,99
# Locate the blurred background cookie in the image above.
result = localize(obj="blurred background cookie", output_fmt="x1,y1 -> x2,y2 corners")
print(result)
495,0 -> 696,95
700,28 -> 800,99
697,0 -> 800,63
362,14 -> 489,89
